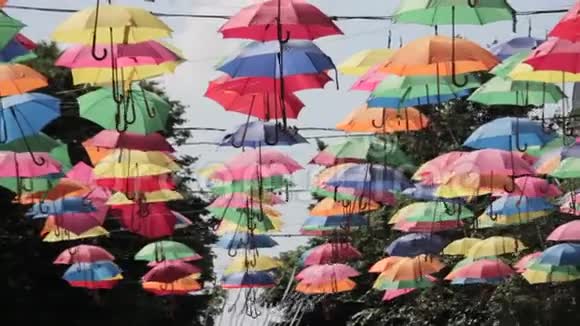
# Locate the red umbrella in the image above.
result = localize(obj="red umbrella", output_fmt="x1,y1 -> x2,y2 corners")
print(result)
84,130 -> 175,152
52,192 -> 109,234
296,264 -> 359,285
53,245 -> 114,264
303,242 -> 362,266
205,76 -> 305,120
547,220 -> 580,242
525,38 -> 580,73
68,280 -> 120,289
514,252 -> 541,273
96,174 -> 175,193
445,259 -> 515,280
211,73 -> 331,95
110,202 -> 177,238
549,2 -> 580,41
142,261 -> 201,283
219,0 -> 342,41
66,162 -> 96,186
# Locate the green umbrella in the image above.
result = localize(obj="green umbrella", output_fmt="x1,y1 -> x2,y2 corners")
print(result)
0,133 -> 61,153
208,207 -> 277,232
527,137 -> 573,157
78,85 -> 170,134
393,0 -> 515,26
312,136 -> 414,168
0,174 -> 62,193
468,75 -> 565,106
210,176 -> 292,195
49,144 -> 73,172
527,262 -> 580,275
392,201 -> 473,223
490,51 -> 529,77
373,276 -> 433,290
0,13 -> 25,49
550,158 -> 580,179
368,74 -> 480,108
135,240 -> 200,262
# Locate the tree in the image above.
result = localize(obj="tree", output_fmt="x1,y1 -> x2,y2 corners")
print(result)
0,42 -> 223,325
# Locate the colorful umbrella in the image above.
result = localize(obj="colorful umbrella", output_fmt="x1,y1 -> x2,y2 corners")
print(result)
143,275 -> 202,295
110,202 -> 177,238
210,73 -> 331,95
70,63 -> 179,86
336,106 -> 429,133
466,236 -> 526,259
296,278 -> 356,294
220,120 -> 307,147
96,174 -> 175,193
54,245 -> 114,264
377,255 -> 445,281
218,0 -> 342,41
369,256 -> 405,273
548,221 -> 580,242
523,263 -> 580,284
0,12 -> 25,49
135,241 -> 201,263
413,151 -> 467,185
221,271 -> 276,289
491,176 -> 562,198
216,233 -> 278,250
393,1 -> 515,25
296,263 -> 359,284
486,196 -> 554,217
326,163 -> 412,193
142,261 -> 201,283
385,233 -> 447,257
84,130 -> 174,152
209,192 -> 284,209
492,51 -> 580,82
0,64 -> 47,95
0,93 -> 60,143
373,276 -> 435,291
445,259 -> 514,281
548,2 -> 580,41
339,49 -> 394,75
210,148 -> 302,181
468,76 -> 565,106
42,225 -> 109,243
514,252 -> 542,272
309,197 -> 380,216
0,133 -> 61,153
490,36 -> 543,60
63,261 -> 122,282
536,243 -> 580,266
224,256 -> 281,275
525,37 -> 580,73
442,238 -> 482,256
303,242 -> 362,266
300,214 -> 367,235
350,64 -> 386,91
389,201 -> 473,224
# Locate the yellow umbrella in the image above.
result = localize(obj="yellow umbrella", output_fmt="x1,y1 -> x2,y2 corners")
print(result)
310,197 -> 380,216
52,5 -> 173,44
101,149 -> 178,168
215,219 -> 283,234
43,226 -> 109,242
504,63 -> 580,83
522,265 -> 580,284
466,236 -> 526,259
94,162 -> 174,178
224,256 -> 281,275
338,49 -> 394,75
71,62 -> 181,86
106,190 -> 183,205
475,211 -> 551,229
442,238 -> 482,256
436,173 -> 518,199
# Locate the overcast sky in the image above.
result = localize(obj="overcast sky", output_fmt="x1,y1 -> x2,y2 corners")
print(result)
6,0 -> 578,324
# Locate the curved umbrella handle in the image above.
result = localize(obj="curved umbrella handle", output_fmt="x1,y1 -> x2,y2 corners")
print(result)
227,244 -> 238,257
124,91 -> 137,125
372,108 -> 387,129
264,122 -> 280,145
467,0 -> 479,8
141,86 -> 156,118
0,115 -> 7,144
90,0 -> 107,61
231,111 -> 253,148
450,6 -> 469,88
115,102 -> 129,132
503,177 -> 517,193
514,118 -> 528,152
38,200 -> 51,214
443,201 -> 457,215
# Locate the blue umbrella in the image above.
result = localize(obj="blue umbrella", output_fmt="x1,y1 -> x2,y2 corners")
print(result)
537,243 -> 580,266
222,271 -> 275,288
463,117 -> 556,151
0,37 -> 35,62
302,215 -> 368,229
326,164 -> 411,193
486,196 -> 555,216
402,183 -> 465,204
27,197 -> 97,217
220,120 -> 308,148
367,90 -> 471,108
217,233 -> 278,250
385,233 -> 447,257
218,40 -> 335,78
0,93 -> 61,143
63,261 -> 122,282
489,37 -> 543,61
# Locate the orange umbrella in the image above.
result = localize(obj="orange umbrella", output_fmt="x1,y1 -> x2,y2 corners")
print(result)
309,197 -> 380,216
378,255 -> 445,281
17,179 -> 89,204
82,144 -> 114,165
369,256 -> 405,273
0,64 -> 47,95
378,36 -> 498,76
296,278 -> 356,294
336,105 -> 429,133
142,275 -> 202,294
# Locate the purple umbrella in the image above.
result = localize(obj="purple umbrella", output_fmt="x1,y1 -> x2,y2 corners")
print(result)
220,120 -> 308,148
385,233 -> 447,257
489,36 -> 544,61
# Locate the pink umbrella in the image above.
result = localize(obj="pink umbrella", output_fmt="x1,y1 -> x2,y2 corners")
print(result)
525,38 -> 580,73
66,162 -> 95,186
547,220 -> 580,242
445,259 -> 515,280
52,197 -> 108,234
350,64 -> 386,91
295,263 -> 359,285
84,130 -> 175,152
209,192 -> 284,209
560,192 -> 580,216
549,2 -> 580,41
514,252 -> 541,273
110,202 -> 177,238
0,152 -> 61,177
219,0 -> 342,41
210,149 -> 303,181
211,73 -> 331,95
142,261 -> 201,283
53,245 -> 114,264
303,243 -> 362,266
491,176 -> 562,198
96,174 -> 176,193
382,288 -> 416,301
414,151 -> 467,185
56,41 -> 182,68
443,149 -> 535,180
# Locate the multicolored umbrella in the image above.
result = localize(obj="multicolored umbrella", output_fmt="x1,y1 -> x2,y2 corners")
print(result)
486,195 -> 554,217
209,73 -> 331,95
523,263 -> 580,284
303,242 -> 362,266
309,197 -> 380,216
135,241 -> 201,263
54,245 -> 114,264
491,176 -> 562,198
142,261 -> 201,283
339,49 -> 394,75
548,221 -> 580,242
389,201 -> 473,224
84,130 -> 174,152
490,36 -> 543,60
222,271 -> 276,289
62,261 -> 122,289
468,76 -> 565,106
514,252 -> 542,272
220,120 -> 307,147
525,37 -> 580,73
296,278 -> 356,294
393,1 -> 515,26
336,105 -> 429,133
300,214 -> 367,235
210,148 -> 302,181
216,233 -> 278,250
376,255 -> 445,281
445,259 -> 514,283
442,238 -> 482,256
466,236 -> 526,259
326,163 -> 412,193
492,51 -> 580,82
224,256 -> 281,275
536,243 -> 580,266
296,263 -> 359,284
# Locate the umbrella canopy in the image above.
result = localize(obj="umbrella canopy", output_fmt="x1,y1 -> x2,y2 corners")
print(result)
110,202 -> 177,238
218,40 -> 335,78
369,256 -> 405,273
523,263 -> 580,284
514,252 -> 542,272
385,233 -> 447,257
218,0 -> 341,41
0,64 -> 47,95
525,37 -> 580,73
485,196 -> 554,216
96,174 -> 175,193
378,36 -> 499,76
389,201 -> 473,224
221,271 -> 276,289
27,197 -> 97,217
351,64 -> 386,91
84,130 -> 174,152
309,197 -> 380,216
303,242 -> 362,266
326,163 -> 412,193
0,133 -> 61,153
311,135 -> 413,167
42,225 -> 109,243
220,120 -> 308,147
0,93 -> 61,143
70,63 -> 179,86
382,288 -> 417,301
537,243 -> 580,266
225,256 -> 281,275
0,13 -> 25,49
443,238 -> 482,256
205,76 -> 305,120
210,73 -> 331,95
0,152 -> 62,177
135,241 -> 201,262
445,259 -> 515,281
78,86 -> 170,134
466,236 -> 526,259
142,261 -> 201,283
468,76 -> 565,106
413,151 -> 467,185
464,117 -> 556,151
143,275 -> 202,295
209,192 -> 283,209
54,245 -> 114,264
490,36 -> 544,60
401,183 -> 465,203
374,275 -> 435,291
367,74 -> 478,108
51,4 -> 172,44
377,255 -> 445,281
491,176 -> 562,198
339,49 -> 394,75
296,263 -> 359,284
216,233 -> 278,250
300,214 -> 367,235
549,2 -> 580,41
63,261 -> 121,282
442,149 -> 536,180
336,106 -> 429,133
393,0 -> 515,25
548,221 -> 580,242
0,35 -> 36,63
210,148 -> 302,181
296,278 -> 356,294
492,51 -> 580,82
